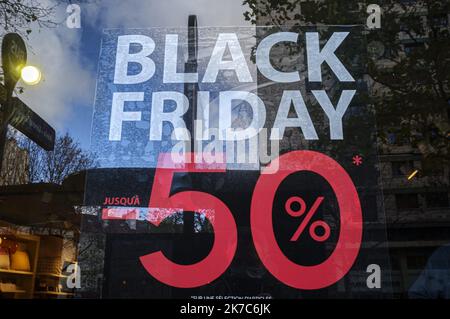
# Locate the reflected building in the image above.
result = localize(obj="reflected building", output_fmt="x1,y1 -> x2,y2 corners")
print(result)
254,0 -> 450,298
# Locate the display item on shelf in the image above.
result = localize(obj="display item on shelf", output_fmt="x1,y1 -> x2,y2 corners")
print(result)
0,247 -> 10,270
10,249 -> 31,272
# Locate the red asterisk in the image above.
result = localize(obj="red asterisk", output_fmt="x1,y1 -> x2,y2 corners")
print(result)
352,155 -> 363,166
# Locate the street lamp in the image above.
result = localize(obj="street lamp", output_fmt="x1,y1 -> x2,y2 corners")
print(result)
21,65 -> 42,85
0,33 -> 27,176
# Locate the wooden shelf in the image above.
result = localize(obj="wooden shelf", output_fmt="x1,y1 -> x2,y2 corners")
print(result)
0,232 -> 40,299
0,269 -> 33,276
36,273 -> 68,278
0,290 -> 27,294
34,291 -> 74,296
0,232 -> 79,299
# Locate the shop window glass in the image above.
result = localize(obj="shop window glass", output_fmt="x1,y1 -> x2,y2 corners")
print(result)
395,193 -> 420,211
425,192 -> 449,209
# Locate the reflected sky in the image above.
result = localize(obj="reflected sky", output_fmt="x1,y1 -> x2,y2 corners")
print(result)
1,0 -> 250,150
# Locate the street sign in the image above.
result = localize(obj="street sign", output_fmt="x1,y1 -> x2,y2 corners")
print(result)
9,97 -> 55,151
1,33 -> 27,92
0,84 -> 55,151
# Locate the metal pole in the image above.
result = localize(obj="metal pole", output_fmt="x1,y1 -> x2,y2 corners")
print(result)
0,88 -> 13,180
182,15 -> 198,234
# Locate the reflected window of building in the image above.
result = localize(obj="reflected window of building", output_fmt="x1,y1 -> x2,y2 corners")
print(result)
430,15 -> 449,29
406,255 -> 428,270
425,192 -> 449,209
395,193 -> 420,211
391,161 -> 415,177
403,42 -> 426,56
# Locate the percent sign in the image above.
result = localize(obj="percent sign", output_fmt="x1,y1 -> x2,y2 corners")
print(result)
285,196 -> 331,242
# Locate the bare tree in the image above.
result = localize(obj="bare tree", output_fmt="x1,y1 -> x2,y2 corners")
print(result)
0,0 -> 58,37
19,134 -> 42,182
0,0 -> 96,38
20,132 -> 97,184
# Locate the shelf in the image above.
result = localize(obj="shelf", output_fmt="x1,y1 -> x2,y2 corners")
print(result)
37,273 -> 68,278
0,269 -> 34,276
0,230 -> 40,299
34,291 -> 74,296
0,290 -> 27,294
